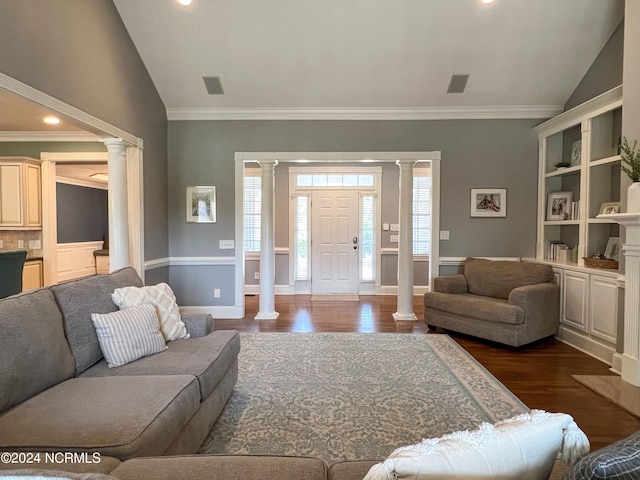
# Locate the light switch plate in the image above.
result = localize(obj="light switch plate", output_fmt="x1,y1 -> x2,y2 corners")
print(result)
219,240 -> 234,249
0,240 -> 3,248
382,223 -> 390,231
29,240 -> 42,249
390,224 -> 399,231
390,234 -> 399,243
439,231 -> 450,240
18,240 -> 24,248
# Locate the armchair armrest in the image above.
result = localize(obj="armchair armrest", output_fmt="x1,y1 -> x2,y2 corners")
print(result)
433,274 -> 469,294
509,282 -> 560,330
181,313 -> 214,337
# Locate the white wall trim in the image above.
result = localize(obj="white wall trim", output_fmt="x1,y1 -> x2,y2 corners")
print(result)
179,305 -> 244,319
0,131 -> 102,142
236,151 -> 441,163
168,105 -> 563,121
145,257 -> 170,270
169,256 -> 236,266
56,241 -> 103,282
439,256 -> 522,266
244,284 -> 296,295
56,176 -> 108,190
556,326 -> 615,366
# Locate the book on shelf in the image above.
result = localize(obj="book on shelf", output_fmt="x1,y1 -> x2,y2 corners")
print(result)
547,241 -> 569,261
570,201 -> 579,220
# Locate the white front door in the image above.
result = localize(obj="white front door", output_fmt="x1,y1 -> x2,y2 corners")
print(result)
311,189 -> 359,294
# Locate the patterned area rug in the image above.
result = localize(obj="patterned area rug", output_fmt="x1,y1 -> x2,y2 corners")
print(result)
199,332 -> 528,463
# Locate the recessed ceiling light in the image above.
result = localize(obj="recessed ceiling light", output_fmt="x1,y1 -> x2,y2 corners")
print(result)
43,116 -> 60,125
178,0 -> 192,5
482,0 -> 495,3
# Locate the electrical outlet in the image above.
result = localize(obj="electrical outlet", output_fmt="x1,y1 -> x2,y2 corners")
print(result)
0,240 -> 3,248
29,240 -> 42,249
254,272 -> 260,280
439,231 -> 450,240
219,240 -> 234,249
214,289 -> 221,298
390,234 -> 399,243
18,240 -> 24,249
390,224 -> 399,232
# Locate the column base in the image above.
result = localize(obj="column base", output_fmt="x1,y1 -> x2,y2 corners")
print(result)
622,353 -> 640,387
392,312 -> 418,321
255,311 -> 280,321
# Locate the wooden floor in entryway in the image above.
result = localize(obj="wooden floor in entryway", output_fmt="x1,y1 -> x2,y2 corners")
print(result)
215,294 -> 640,451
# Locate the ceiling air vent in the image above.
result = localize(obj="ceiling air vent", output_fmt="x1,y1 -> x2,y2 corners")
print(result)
447,74 -> 470,94
203,76 -> 225,95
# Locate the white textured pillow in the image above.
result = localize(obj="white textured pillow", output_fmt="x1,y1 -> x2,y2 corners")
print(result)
91,303 -> 167,368
363,410 -> 590,480
111,283 -> 189,341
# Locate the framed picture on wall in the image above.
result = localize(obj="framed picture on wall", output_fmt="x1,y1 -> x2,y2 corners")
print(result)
470,188 -> 506,217
546,191 -> 573,221
186,186 -> 216,223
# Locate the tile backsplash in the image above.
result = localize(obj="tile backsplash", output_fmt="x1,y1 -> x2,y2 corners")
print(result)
0,230 -> 43,258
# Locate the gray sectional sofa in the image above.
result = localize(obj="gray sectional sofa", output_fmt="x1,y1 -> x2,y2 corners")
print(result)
0,268 -> 240,460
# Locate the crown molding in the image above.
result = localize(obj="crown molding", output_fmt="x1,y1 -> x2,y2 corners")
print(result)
0,131 -> 102,142
167,105 -> 564,121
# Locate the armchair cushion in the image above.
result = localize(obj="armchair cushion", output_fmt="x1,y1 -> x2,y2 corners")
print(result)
464,258 -> 554,299
425,293 -> 524,325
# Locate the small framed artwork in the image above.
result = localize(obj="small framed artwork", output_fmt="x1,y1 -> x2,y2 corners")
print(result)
470,188 -> 506,217
546,191 -> 574,221
605,237 -> 620,261
599,202 -> 620,215
187,186 -> 216,223
570,140 -> 582,166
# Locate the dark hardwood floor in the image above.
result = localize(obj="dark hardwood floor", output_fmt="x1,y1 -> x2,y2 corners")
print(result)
215,294 -> 640,450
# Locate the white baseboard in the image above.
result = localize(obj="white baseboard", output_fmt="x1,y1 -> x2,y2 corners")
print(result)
556,326 -> 615,366
244,285 -> 296,295
179,305 -> 244,319
611,353 -> 623,375
244,285 -> 430,295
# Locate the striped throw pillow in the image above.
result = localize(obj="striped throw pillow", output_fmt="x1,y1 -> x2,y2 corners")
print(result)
91,303 -> 167,368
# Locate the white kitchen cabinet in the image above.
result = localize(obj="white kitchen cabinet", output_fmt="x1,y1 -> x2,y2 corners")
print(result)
0,158 -> 42,230
22,259 -> 43,291
589,275 -> 618,344
562,270 -> 589,332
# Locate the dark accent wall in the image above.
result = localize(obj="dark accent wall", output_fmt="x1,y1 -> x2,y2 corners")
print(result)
0,0 -> 168,269
564,21 -> 624,111
56,183 -> 108,244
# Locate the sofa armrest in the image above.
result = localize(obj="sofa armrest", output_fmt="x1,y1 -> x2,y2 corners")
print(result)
433,274 -> 469,294
509,283 -> 560,328
181,313 -> 214,337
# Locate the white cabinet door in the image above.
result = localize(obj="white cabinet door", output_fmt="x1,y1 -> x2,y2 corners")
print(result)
24,163 -> 41,227
22,260 -> 43,291
0,164 -> 23,226
563,270 -> 589,331
589,275 -> 618,343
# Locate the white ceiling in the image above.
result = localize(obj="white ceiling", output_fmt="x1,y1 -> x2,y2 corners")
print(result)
114,0 -> 624,120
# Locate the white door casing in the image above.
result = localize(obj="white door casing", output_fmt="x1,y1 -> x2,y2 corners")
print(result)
311,189 -> 359,294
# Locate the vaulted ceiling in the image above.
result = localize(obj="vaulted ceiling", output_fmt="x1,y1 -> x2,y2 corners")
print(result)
113,0 -> 624,120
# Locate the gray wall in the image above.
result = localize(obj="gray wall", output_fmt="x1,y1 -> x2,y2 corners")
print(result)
168,119 -> 539,306
56,183 -> 108,243
564,21 -> 624,111
0,0 -> 169,273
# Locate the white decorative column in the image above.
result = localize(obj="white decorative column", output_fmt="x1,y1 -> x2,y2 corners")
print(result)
256,159 -> 279,320
103,139 -> 130,271
393,159 -> 417,321
602,213 -> 640,386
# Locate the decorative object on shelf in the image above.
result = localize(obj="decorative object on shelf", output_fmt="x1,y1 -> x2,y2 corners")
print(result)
620,137 -> 640,212
469,188 -> 506,218
186,186 -> 216,223
555,161 -> 571,170
546,191 -> 573,221
599,201 -> 620,215
604,237 -> 620,262
570,140 -> 581,166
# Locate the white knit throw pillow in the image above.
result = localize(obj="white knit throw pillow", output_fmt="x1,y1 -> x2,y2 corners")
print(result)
112,283 -> 189,341
363,410 -> 590,480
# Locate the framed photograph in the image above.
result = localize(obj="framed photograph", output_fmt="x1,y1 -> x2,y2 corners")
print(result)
186,186 -> 216,223
470,188 -> 506,217
599,201 -> 620,215
605,237 -> 620,261
546,191 -> 574,221
570,140 -> 582,166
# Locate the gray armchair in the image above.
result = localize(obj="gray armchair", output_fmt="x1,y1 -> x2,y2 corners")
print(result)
424,258 -> 560,347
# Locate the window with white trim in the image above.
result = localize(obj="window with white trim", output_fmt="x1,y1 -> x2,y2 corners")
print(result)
294,196 -> 310,280
413,169 -> 431,255
361,195 -> 375,281
244,171 -> 261,252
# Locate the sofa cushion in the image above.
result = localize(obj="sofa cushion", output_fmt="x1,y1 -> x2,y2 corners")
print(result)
0,469 -> 119,479
81,330 -> 240,400
112,283 -> 189,341
51,267 -> 144,375
363,410 -> 589,480
424,292 -> 524,325
111,455 -> 328,480
0,456 -> 121,475
564,430 -> 640,480
91,303 -> 168,368
464,258 -> 553,300
0,288 -> 75,414
0,375 -> 200,460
